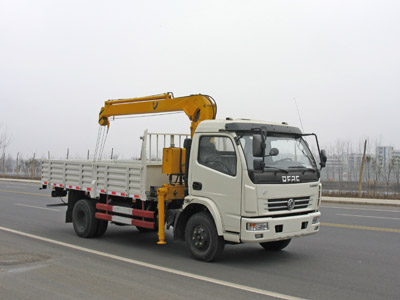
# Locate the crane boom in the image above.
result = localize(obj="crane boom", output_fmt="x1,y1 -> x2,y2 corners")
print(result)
98,92 -> 217,137
98,92 -> 217,245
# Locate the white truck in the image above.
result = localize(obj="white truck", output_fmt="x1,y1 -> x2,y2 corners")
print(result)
41,93 -> 327,261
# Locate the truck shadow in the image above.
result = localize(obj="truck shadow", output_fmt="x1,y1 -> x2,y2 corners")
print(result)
92,226 -> 311,266
221,244 -> 306,265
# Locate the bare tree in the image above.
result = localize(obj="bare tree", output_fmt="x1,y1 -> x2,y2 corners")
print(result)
1,153 -> 4,177
344,139 -> 353,181
371,158 -> 382,194
5,154 -> 13,173
364,155 -> 373,194
393,157 -> 400,186
24,154 -> 40,179
335,139 -> 346,183
0,124 -> 12,154
381,158 -> 395,197
358,140 -> 367,197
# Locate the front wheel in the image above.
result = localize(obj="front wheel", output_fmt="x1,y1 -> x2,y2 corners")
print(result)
259,239 -> 291,251
185,212 -> 224,262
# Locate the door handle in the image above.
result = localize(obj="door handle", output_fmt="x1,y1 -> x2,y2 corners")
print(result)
192,181 -> 202,190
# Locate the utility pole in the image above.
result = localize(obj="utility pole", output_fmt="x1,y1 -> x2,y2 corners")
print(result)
358,139 -> 367,198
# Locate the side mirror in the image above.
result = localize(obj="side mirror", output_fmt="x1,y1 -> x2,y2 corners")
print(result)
253,159 -> 265,171
269,148 -> 279,157
252,134 -> 265,157
320,149 -> 327,168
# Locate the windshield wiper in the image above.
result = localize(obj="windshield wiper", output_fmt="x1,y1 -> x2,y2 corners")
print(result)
289,166 -> 317,174
264,166 -> 289,174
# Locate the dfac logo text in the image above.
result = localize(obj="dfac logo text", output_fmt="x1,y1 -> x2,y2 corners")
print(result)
282,175 -> 300,183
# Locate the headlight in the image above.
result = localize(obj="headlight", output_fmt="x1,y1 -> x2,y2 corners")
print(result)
312,216 -> 320,224
246,222 -> 269,231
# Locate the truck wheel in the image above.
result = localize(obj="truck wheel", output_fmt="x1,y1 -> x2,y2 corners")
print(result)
72,199 -> 98,238
185,212 -> 224,262
94,220 -> 108,237
259,239 -> 291,251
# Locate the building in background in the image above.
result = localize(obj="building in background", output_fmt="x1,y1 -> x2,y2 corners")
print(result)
322,146 -> 400,182
393,149 -> 400,161
376,146 -> 394,169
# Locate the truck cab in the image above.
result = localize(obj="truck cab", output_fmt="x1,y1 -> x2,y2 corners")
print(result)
177,119 -> 325,260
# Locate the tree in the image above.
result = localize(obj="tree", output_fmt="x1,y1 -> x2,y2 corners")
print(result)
372,158 -> 382,186
381,158 -> 395,197
0,124 -> 12,154
345,139 -> 353,181
5,154 -> 13,173
358,140 -> 367,197
25,156 -> 40,178
364,155 -> 373,194
393,157 -> 400,186
334,139 -> 346,183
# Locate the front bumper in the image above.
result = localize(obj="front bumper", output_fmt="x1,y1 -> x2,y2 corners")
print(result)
240,211 -> 321,243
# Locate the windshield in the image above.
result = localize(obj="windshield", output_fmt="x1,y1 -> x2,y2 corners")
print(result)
239,134 -> 317,171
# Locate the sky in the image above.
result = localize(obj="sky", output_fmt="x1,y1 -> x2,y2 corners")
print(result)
1,0 -> 399,159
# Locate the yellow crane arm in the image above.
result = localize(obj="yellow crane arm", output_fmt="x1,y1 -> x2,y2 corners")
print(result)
98,92 -> 217,137
98,92 -> 217,245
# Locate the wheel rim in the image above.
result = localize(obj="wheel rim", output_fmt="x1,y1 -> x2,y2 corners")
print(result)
191,225 -> 210,251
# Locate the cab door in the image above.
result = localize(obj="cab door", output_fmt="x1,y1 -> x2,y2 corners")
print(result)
189,134 -> 242,233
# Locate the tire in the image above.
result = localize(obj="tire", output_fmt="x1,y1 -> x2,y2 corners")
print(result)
185,212 -> 224,262
259,239 -> 291,251
94,220 -> 108,237
72,199 -> 99,238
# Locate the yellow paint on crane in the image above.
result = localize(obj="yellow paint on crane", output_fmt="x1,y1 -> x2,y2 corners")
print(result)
98,93 -> 217,137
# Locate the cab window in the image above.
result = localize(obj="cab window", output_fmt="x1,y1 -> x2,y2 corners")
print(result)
198,136 -> 237,176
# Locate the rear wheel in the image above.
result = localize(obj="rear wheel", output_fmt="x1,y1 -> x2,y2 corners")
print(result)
72,199 -> 99,238
94,220 -> 108,237
185,212 -> 224,262
259,239 -> 291,251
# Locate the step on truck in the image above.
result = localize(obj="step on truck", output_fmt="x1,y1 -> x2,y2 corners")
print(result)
41,92 -> 327,261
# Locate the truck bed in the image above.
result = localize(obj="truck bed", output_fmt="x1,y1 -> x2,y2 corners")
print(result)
41,131 -> 189,200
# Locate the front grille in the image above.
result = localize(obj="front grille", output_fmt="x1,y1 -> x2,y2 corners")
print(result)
266,196 -> 311,212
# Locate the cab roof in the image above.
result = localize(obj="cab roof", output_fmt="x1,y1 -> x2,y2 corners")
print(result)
195,119 -> 302,135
